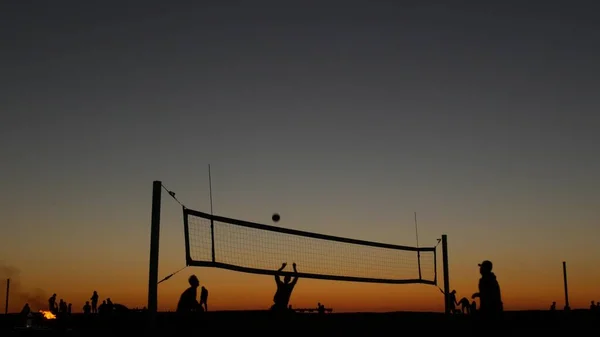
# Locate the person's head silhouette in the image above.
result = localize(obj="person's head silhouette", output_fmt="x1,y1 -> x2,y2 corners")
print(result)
478,260 -> 493,275
189,275 -> 200,288
283,275 -> 292,284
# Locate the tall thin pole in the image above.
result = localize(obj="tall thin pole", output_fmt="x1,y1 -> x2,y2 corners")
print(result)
4,278 -> 9,314
208,164 -> 214,215
414,212 -> 422,280
562,261 -> 570,310
441,234 -> 450,315
148,181 -> 162,322
208,165 -> 216,263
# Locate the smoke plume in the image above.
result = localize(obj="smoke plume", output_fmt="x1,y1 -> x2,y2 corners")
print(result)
0,262 -> 48,312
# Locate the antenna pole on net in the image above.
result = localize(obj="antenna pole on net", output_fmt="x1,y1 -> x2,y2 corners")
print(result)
208,164 -> 216,263
415,212 -> 422,280
208,164 -> 214,216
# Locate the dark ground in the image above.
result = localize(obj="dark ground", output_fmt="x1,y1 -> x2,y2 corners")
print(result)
1,310 -> 597,336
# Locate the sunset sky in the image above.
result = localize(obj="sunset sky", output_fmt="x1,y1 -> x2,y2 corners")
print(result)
1,1 -> 599,313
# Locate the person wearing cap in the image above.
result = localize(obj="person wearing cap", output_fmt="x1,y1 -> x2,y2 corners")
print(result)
472,260 -> 503,319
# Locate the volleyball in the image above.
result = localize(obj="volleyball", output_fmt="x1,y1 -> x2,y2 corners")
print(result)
272,213 -> 280,222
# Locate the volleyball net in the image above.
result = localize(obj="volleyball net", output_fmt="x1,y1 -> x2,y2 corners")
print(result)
183,208 -> 437,285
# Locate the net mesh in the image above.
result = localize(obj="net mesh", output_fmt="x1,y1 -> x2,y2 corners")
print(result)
186,210 -> 436,284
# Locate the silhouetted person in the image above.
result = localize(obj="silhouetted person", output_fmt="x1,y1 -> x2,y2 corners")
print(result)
200,286 -> 208,312
177,275 -> 201,313
59,299 -> 67,314
440,288 -> 459,313
550,302 -> 556,311
21,303 -> 31,315
98,300 -> 107,315
20,303 -> 33,328
91,291 -> 99,313
48,294 -> 57,313
458,297 -> 471,314
83,301 -> 91,315
590,301 -> 596,310
318,302 -> 325,315
106,298 -> 113,312
271,262 -> 299,311
472,260 -> 503,320
67,303 -> 72,315
471,301 -> 477,313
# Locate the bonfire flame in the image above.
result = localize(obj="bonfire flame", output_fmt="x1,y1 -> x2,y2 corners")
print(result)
39,310 -> 56,319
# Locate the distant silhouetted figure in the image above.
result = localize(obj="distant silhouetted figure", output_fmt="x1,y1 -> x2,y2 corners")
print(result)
67,303 -> 72,315
271,262 -> 299,311
200,286 -> 208,312
472,260 -> 503,320
177,275 -> 201,313
471,301 -> 477,313
440,288 -> 459,314
59,299 -> 67,314
48,294 -> 57,313
98,300 -> 107,315
83,301 -> 91,315
590,301 -> 596,310
458,297 -> 471,314
550,302 -> 556,311
106,298 -> 114,312
318,302 -> 325,315
21,303 -> 31,315
91,291 -> 99,313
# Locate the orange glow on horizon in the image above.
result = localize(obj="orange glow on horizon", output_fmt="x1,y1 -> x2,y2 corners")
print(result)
4,264 -> 599,314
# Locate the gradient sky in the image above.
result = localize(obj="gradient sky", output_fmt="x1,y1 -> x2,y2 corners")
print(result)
1,1 -> 599,313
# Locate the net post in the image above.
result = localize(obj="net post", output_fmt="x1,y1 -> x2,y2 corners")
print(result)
208,164 -> 216,263
562,261 -> 570,310
148,181 -> 162,323
433,247 -> 438,286
4,278 -> 9,314
441,234 -> 450,315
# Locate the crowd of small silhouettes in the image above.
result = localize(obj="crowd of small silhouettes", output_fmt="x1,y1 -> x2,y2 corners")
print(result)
19,290 -> 123,318
549,301 -> 600,312
441,289 -> 479,315
286,302 -> 332,314
81,290 -> 119,315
